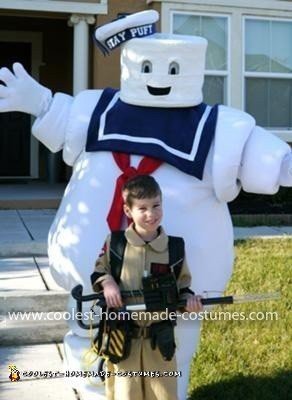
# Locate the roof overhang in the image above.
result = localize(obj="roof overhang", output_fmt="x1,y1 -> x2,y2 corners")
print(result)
0,0 -> 108,14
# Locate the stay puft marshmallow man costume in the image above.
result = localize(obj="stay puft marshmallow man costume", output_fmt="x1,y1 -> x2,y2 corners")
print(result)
0,10 -> 292,400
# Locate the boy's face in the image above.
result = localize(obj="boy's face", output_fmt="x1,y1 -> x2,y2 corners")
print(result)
123,195 -> 162,238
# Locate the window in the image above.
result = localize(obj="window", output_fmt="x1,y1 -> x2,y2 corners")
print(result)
244,18 -> 292,130
172,13 -> 229,105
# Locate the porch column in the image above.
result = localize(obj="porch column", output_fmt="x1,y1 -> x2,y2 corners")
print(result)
69,14 -> 95,95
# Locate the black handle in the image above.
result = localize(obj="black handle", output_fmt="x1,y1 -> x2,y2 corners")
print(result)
71,284 -> 102,330
201,296 -> 233,305
71,285 -> 234,330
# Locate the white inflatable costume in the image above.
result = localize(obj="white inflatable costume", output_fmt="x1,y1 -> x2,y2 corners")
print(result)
0,10 -> 291,400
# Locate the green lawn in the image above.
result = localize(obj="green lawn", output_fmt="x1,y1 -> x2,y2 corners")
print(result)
189,239 -> 292,400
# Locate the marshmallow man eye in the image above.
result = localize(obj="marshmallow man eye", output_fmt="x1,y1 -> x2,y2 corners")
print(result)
142,60 -> 152,73
168,62 -> 180,75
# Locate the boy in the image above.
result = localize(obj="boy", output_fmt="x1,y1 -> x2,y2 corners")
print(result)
91,175 -> 202,400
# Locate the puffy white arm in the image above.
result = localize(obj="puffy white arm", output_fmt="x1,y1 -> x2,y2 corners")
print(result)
212,105 -> 255,202
0,63 -> 52,117
239,126 -> 292,193
0,63 -> 103,165
279,152 -> 292,187
32,92 -> 73,154
32,89 -> 102,164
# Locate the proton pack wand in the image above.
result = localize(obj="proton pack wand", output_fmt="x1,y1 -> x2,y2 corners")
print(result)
71,273 -> 280,330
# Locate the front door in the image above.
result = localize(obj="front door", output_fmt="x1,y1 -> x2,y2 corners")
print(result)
0,42 -> 32,177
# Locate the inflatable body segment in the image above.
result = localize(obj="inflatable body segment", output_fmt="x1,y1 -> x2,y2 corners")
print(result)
279,153 -> 292,187
32,92 -> 73,154
212,105 -> 255,202
240,125 -> 291,194
63,90 -> 103,166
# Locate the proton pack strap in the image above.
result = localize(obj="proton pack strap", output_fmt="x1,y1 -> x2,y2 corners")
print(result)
110,231 -> 127,284
168,236 -> 185,279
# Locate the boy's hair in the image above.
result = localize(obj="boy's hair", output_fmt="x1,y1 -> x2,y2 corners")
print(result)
122,175 -> 162,207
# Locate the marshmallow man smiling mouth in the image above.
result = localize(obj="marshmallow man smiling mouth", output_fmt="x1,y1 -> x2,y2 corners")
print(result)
147,85 -> 171,96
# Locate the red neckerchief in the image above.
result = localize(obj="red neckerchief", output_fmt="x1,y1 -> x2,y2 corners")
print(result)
107,152 -> 163,230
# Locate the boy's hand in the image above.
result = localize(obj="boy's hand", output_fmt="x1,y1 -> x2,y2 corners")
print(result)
102,279 -> 123,308
185,295 -> 203,313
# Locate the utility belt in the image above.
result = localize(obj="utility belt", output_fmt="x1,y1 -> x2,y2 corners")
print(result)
131,324 -> 151,339
95,316 -> 176,364
94,273 -> 181,364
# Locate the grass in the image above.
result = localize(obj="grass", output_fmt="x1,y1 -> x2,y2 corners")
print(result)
189,238 -> 292,400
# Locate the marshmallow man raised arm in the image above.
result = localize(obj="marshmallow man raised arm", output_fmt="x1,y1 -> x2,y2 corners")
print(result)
32,89 -> 103,165
0,62 -> 100,165
0,63 -> 52,117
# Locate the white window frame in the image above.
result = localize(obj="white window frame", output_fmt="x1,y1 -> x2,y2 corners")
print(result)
243,15 -> 292,141
0,0 -> 107,14
161,0 -> 292,142
170,10 -> 231,106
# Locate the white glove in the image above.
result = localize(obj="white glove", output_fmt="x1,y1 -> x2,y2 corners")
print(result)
0,62 -> 52,117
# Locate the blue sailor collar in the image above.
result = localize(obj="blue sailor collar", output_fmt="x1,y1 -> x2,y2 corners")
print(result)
86,88 -> 218,180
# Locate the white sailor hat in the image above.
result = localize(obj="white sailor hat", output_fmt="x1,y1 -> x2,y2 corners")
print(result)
94,10 -> 159,55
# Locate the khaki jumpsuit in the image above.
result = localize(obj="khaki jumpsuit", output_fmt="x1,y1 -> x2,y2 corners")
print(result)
92,224 -> 192,400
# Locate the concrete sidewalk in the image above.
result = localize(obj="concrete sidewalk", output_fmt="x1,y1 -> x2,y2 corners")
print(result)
0,209 -> 292,258
234,224 -> 292,239
0,209 -> 55,257
0,183 -> 65,209
0,344 -> 79,400
0,209 -> 291,400
0,209 -> 74,399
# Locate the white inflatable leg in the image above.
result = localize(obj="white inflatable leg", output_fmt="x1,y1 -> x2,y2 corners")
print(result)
175,319 -> 201,400
63,331 -> 106,400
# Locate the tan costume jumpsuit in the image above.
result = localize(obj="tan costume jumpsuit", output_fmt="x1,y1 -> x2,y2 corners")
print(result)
92,224 -> 192,400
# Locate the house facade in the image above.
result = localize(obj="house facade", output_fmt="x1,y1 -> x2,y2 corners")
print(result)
0,0 -> 291,182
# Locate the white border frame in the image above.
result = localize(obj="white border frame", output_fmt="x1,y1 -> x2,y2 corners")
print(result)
242,15 -> 292,137
150,0 -> 292,13
0,1 -> 107,14
170,10 -> 231,105
0,30 -> 43,179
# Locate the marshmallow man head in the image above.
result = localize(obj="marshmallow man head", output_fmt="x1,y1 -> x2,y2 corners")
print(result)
120,33 -> 208,108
